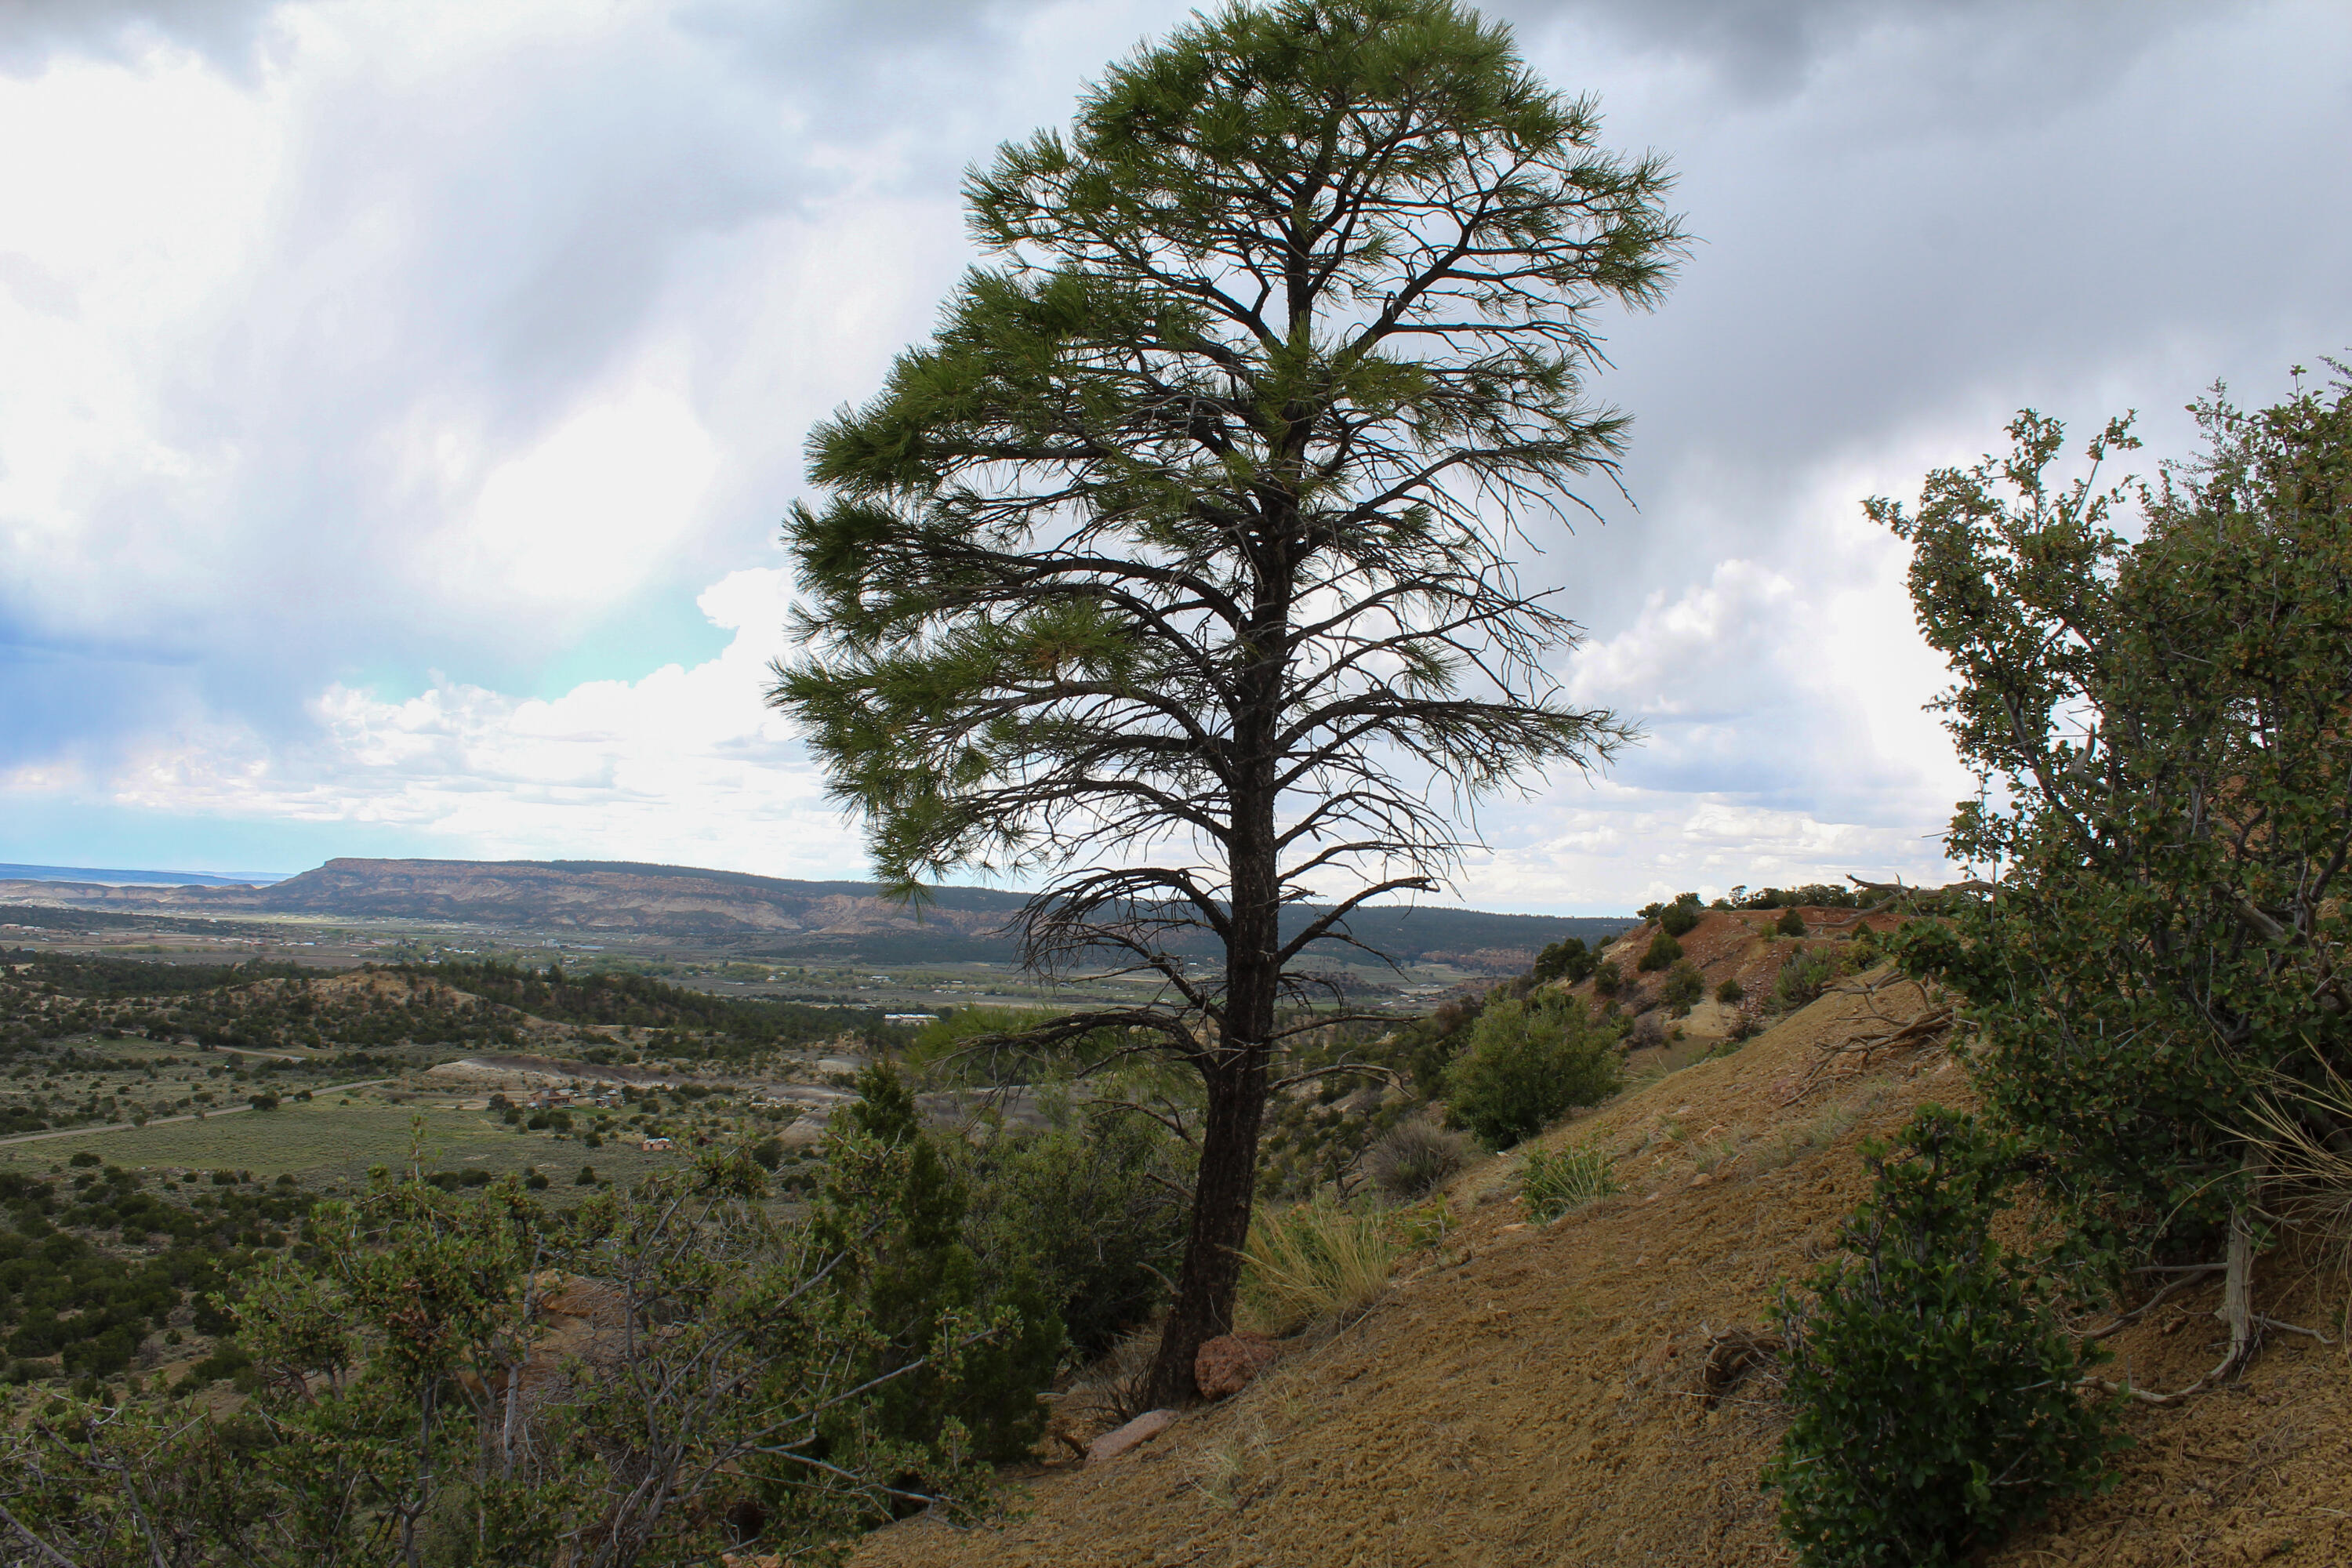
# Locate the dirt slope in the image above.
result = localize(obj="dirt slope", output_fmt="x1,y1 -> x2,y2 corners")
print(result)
854,974 -> 2352,1568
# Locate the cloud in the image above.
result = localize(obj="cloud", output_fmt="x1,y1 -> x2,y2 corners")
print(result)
2,0 -> 2348,909
13,568 -> 866,877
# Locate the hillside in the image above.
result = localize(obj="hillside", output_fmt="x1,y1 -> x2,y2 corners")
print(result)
852,967 -> 2352,1568
0,858 -> 1632,971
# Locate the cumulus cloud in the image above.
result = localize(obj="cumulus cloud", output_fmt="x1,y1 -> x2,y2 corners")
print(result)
15,568 -> 865,876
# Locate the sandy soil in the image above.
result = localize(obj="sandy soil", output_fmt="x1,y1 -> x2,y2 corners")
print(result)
851,964 -> 2352,1568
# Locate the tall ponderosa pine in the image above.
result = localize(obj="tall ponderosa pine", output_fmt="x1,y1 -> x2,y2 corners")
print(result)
773,0 -> 1682,1402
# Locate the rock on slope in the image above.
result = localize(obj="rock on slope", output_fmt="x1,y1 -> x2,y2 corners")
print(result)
853,975 -> 2352,1568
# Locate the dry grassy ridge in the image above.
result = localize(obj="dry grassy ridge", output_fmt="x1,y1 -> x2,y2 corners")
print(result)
855,970 -> 2352,1568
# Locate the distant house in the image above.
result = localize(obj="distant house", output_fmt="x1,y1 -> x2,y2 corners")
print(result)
884,1013 -> 940,1025
640,1137 -> 674,1152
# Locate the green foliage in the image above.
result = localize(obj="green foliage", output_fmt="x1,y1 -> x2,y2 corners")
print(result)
1658,901 -> 1700,938
1715,978 -> 1745,1005
0,1134 -> 1026,1565
1519,1142 -> 1616,1220
1530,936 -> 1596,985
1635,931 -> 1682,973
1591,960 -> 1623,998
1444,994 -> 1622,1149
1877,373 -> 2352,1250
950,1101 -> 1193,1359
822,1065 -> 1062,1462
1659,960 -> 1705,1017
1771,950 -> 1834,1012
1398,996 -> 1487,1094
1775,907 -> 1807,937
1766,1108 -> 2119,1566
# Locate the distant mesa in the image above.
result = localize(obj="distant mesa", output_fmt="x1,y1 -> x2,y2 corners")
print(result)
0,856 -> 1631,971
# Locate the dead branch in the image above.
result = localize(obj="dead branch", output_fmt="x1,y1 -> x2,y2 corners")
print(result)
1778,980 -> 1956,1107
1697,1327 -> 1784,1408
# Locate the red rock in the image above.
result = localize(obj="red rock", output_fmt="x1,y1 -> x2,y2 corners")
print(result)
1085,1408 -> 1178,1465
1194,1331 -> 1280,1400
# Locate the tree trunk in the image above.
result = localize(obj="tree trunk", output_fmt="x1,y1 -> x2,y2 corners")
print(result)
1139,1050 -> 1270,1406
1142,739 -> 1283,1408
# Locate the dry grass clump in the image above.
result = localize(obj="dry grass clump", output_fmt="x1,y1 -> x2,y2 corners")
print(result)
1238,1198 -> 1397,1334
1052,1323 -> 1162,1432
2242,1065 -> 2352,1258
1365,1120 -> 1468,1200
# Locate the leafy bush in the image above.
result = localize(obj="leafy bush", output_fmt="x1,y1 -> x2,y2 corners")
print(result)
1659,902 -> 1700,938
1659,961 -> 1705,1016
1772,950 -> 1834,1011
1765,1108 -> 2118,1567
1591,960 -> 1622,998
1775,907 -> 1807,937
1519,1142 -> 1616,1221
1399,994 -> 1486,1094
952,1102 -> 1192,1359
1635,931 -> 1682,973
1238,1199 -> 1396,1334
751,1136 -> 786,1171
1530,936 -> 1596,985
1715,977 -> 1745,1005
1445,995 -> 1623,1149
822,1065 -> 1064,1461
1365,1120 -> 1468,1200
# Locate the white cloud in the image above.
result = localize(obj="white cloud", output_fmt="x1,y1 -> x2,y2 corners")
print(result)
450,379 -> 720,607
60,568 -> 866,877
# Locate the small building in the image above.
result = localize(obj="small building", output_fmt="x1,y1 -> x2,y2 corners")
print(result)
640,1137 -> 674,1152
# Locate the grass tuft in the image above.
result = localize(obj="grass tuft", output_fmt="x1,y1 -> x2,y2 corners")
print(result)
1520,1142 -> 1617,1221
1239,1198 -> 1397,1334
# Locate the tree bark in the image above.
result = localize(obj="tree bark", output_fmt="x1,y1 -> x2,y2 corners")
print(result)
1139,1049 -> 1270,1406
1142,725 -> 1283,1408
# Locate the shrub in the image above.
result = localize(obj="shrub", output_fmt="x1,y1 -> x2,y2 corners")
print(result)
67,1152 -> 99,1169
524,1170 -> 550,1191
1237,1199 -> 1396,1334
1775,907 -> 1807,937
1772,951 -> 1834,1012
1635,931 -> 1682,973
1590,960 -> 1622,997
1519,1142 -> 1616,1221
823,1065 -> 1065,1461
1398,995 -> 1486,1094
1659,961 -> 1705,1017
1446,995 -> 1623,1149
1659,902 -> 1700,938
1365,1120 -> 1468,1200
751,1136 -> 786,1171
1715,977 -> 1745,1005
1765,1108 -> 2118,1567
951,1102 -> 1192,1359
1530,936 -> 1595,985
574,1164 -> 597,1186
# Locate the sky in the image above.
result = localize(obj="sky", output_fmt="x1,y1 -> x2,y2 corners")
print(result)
1,0 -> 2346,913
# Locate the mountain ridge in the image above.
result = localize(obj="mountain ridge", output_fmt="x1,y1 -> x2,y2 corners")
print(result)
0,857 -> 1632,971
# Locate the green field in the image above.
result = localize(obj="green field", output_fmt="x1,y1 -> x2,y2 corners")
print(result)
0,1099 -> 696,1188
